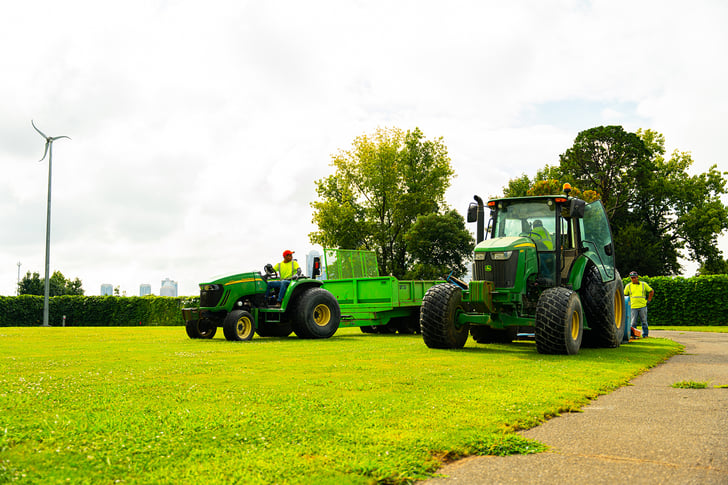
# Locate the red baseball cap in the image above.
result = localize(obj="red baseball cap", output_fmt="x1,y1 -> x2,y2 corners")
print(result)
283,250 -> 294,257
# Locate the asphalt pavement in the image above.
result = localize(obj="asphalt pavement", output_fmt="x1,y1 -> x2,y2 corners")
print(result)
424,331 -> 728,484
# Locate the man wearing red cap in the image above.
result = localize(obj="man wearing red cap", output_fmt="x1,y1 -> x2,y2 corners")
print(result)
266,250 -> 300,307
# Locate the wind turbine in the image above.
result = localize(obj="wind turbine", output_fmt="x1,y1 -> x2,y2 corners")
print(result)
32,120 -> 70,327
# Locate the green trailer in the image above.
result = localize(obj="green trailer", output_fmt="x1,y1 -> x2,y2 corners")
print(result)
319,248 -> 442,334
181,248 -> 441,340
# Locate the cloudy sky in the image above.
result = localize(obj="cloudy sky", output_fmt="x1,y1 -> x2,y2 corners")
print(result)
1,0 -> 726,297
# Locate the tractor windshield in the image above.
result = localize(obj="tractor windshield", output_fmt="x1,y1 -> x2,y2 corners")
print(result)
493,201 -> 556,250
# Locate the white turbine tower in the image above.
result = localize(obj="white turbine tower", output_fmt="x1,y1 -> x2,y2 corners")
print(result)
32,120 -> 70,327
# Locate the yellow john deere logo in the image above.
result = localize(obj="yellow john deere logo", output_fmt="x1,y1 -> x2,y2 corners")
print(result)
484,265 -> 492,272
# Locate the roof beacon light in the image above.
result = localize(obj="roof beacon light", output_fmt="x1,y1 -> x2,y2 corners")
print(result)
563,183 -> 572,197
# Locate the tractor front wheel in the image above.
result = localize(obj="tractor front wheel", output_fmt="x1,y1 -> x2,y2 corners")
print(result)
420,283 -> 470,349
185,318 -> 217,339
535,287 -> 583,355
223,310 -> 255,341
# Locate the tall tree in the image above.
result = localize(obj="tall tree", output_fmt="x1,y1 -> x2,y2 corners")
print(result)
506,125 -> 728,276
18,270 -> 84,296
559,125 -> 651,218
310,127 -> 455,278
404,210 -> 474,279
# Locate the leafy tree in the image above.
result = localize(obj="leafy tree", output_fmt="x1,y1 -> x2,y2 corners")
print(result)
18,270 -> 84,296
559,125 -> 652,218
310,127 -> 455,278
404,210 -> 474,279
698,258 -> 728,275
504,125 -> 728,276
18,271 -> 43,296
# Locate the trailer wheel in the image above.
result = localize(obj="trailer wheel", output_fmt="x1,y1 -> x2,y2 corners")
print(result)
420,283 -> 470,349
223,310 -> 255,341
185,318 -> 217,339
581,266 -> 622,348
535,287 -> 583,355
292,288 -> 341,339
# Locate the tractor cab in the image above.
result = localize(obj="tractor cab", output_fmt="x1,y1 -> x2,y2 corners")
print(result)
468,184 -> 616,293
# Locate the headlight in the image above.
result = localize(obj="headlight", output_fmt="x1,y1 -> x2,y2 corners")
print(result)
474,252 -> 486,261
490,251 -> 513,260
202,284 -> 219,291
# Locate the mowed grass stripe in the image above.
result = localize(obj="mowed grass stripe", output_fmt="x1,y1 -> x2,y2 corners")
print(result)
0,327 -> 679,484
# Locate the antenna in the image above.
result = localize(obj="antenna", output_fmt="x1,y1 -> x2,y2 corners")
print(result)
32,120 -> 71,327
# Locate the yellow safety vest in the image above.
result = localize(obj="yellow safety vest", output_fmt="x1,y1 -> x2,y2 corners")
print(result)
624,281 -> 653,309
274,260 -> 300,279
532,226 -> 553,250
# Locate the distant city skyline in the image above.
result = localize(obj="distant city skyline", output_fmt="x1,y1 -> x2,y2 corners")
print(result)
160,278 -> 178,297
98,279 -> 178,297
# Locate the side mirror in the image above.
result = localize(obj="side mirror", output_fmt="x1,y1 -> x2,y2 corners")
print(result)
569,199 -> 586,218
311,257 -> 321,278
467,202 -> 478,223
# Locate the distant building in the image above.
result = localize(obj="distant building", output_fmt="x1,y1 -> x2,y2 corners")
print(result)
160,278 -> 178,297
100,284 -> 113,296
139,284 -> 152,296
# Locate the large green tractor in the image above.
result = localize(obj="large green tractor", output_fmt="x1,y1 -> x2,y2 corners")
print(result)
182,264 -> 341,341
420,184 -> 625,355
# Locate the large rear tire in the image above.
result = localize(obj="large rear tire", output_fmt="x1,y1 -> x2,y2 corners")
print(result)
420,284 -> 470,349
223,310 -> 255,341
291,288 -> 341,339
581,266 -> 622,348
185,318 -> 217,339
535,287 -> 583,355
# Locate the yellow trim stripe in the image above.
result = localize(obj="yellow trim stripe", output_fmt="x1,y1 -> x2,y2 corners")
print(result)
515,243 -> 535,248
224,278 -> 259,286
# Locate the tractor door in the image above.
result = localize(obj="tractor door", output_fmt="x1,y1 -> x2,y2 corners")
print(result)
579,201 -> 616,282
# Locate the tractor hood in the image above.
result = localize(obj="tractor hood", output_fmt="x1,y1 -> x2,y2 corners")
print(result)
199,271 -> 262,290
474,236 -> 536,254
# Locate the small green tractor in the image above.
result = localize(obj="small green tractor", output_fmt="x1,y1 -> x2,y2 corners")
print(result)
420,184 -> 625,355
182,263 -> 340,341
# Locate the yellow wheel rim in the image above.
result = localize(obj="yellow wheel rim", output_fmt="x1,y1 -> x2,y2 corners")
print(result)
571,310 -> 580,340
614,287 -> 625,331
312,304 -> 331,327
236,316 -> 253,338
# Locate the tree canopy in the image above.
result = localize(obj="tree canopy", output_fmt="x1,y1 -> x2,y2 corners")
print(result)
310,127 -> 472,278
503,125 -> 728,276
404,210 -> 474,279
18,271 -> 85,296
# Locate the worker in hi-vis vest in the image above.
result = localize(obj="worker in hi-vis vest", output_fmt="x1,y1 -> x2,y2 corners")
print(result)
265,250 -> 300,307
624,271 -> 654,337
531,220 -> 553,250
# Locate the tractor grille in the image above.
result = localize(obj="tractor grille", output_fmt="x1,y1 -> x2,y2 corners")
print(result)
200,285 -> 224,308
473,254 -> 518,288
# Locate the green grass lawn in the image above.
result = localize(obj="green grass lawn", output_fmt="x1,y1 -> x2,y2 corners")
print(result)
0,326 -> 680,484
652,326 -> 728,333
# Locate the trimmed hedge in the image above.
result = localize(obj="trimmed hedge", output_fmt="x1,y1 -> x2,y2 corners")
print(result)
622,275 -> 728,326
2,275 -> 726,327
0,295 -> 199,327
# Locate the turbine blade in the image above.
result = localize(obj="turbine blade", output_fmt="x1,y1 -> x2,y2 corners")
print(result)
31,120 -> 48,139
39,141 -> 50,162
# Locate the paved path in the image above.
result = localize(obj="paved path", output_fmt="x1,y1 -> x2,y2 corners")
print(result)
425,331 -> 728,484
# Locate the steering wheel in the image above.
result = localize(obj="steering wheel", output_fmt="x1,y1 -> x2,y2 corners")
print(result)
263,264 -> 278,280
